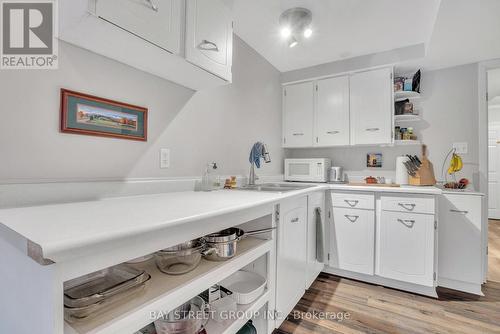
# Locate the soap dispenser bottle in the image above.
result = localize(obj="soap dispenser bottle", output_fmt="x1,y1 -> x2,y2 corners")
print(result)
202,162 -> 218,191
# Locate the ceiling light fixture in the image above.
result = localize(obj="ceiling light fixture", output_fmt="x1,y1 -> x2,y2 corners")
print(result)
279,7 -> 312,48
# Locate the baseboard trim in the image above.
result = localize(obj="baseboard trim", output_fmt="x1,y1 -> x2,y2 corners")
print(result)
323,266 -> 438,298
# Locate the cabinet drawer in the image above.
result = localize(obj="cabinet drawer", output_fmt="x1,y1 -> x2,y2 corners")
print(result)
381,195 -> 435,214
331,192 -> 374,210
330,208 -> 375,275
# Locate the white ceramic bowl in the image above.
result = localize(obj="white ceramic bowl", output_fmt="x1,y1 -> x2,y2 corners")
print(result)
219,271 -> 266,305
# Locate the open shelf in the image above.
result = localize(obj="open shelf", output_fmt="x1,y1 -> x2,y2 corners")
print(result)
394,114 -> 421,122
394,90 -> 421,101
65,237 -> 273,334
395,140 -> 421,146
204,290 -> 270,334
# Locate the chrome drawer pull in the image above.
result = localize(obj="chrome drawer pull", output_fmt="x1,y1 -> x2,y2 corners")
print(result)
450,209 -> 469,214
398,203 -> 416,211
344,199 -> 359,207
198,40 -> 219,52
344,215 -> 359,222
397,219 -> 415,228
365,127 -> 380,132
292,133 -> 304,136
327,131 -> 340,134
145,0 -> 159,12
291,217 -> 300,223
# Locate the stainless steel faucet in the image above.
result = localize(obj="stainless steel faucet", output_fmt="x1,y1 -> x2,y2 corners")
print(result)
249,143 -> 271,186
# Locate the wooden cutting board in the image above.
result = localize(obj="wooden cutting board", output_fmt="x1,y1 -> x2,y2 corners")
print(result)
347,183 -> 401,187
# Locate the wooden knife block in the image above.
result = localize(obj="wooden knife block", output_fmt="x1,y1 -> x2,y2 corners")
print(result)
409,145 -> 437,186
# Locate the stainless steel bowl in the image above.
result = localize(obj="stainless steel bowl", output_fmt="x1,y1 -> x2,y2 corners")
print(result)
156,239 -> 205,275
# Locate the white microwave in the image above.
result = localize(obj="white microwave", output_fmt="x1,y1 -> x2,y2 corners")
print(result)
284,158 -> 332,182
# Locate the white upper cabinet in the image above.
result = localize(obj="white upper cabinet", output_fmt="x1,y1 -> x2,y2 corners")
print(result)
281,67 -> 393,148
185,0 -> 233,81
315,76 -> 350,146
283,82 -> 314,148
96,0 -> 183,54
350,67 -> 393,145
59,0 -> 232,90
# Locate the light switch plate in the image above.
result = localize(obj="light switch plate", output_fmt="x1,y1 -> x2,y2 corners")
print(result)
160,148 -> 170,168
453,142 -> 468,154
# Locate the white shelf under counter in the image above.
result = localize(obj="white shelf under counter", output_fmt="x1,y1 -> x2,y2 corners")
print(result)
65,237 -> 273,334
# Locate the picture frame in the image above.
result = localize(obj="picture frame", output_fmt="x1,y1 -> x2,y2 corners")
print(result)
60,89 -> 148,141
367,153 -> 383,168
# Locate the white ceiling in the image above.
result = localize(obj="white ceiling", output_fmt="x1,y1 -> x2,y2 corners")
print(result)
415,0 -> 500,71
232,0 -> 442,72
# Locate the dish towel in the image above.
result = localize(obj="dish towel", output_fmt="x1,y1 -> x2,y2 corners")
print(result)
315,207 -> 325,262
249,142 -> 264,168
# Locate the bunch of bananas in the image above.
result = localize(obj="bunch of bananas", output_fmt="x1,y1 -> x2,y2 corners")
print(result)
447,153 -> 463,174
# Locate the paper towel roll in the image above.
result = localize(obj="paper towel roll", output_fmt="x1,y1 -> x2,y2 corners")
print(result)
396,156 -> 410,185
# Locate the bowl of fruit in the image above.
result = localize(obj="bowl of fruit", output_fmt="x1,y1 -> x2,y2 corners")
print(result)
444,178 -> 469,190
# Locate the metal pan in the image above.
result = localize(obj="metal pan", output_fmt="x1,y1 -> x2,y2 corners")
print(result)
202,227 -> 275,261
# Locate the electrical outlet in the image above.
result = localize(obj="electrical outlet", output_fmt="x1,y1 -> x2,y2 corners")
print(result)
453,142 -> 468,154
160,148 -> 170,169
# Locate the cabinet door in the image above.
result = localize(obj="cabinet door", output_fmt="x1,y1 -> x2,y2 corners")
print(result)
350,68 -> 393,145
283,82 -> 314,148
276,196 -> 307,323
330,208 -> 375,275
315,76 -> 350,146
377,211 -> 435,286
96,0 -> 183,54
185,0 -> 233,81
306,192 -> 326,289
438,194 -> 483,286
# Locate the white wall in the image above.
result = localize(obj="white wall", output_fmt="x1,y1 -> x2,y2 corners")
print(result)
286,63 -> 480,187
0,37 -> 283,183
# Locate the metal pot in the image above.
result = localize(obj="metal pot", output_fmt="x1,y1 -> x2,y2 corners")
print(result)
156,239 -> 205,275
202,227 -> 275,261
154,296 -> 209,334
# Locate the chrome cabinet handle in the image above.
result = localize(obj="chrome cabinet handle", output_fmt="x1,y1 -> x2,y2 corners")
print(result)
145,0 -> 159,12
344,215 -> 359,222
292,133 -> 304,136
365,128 -> 380,132
198,39 -> 219,51
327,131 -> 340,134
344,199 -> 359,207
291,217 -> 299,223
450,209 -> 469,214
398,203 -> 416,211
397,218 -> 415,228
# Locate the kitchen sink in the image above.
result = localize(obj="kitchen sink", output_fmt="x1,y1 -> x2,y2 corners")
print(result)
237,183 -> 315,193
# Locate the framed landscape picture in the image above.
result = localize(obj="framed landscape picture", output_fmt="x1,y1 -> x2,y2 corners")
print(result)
60,89 -> 147,141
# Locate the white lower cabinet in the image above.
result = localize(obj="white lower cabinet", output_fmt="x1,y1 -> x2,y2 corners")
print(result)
305,192 -> 326,289
438,193 -> 485,294
377,210 -> 435,287
330,207 -> 375,275
276,196 -> 307,323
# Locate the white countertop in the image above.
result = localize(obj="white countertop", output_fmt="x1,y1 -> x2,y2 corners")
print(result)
0,182 -> 446,265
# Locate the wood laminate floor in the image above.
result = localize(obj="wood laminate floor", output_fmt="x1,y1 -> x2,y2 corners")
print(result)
276,274 -> 500,334
490,219 -> 500,283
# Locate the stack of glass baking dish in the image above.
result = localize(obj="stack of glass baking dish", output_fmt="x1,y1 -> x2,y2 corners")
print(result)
64,264 -> 151,322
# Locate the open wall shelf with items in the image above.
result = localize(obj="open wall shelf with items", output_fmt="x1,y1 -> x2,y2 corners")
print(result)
394,69 -> 423,144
